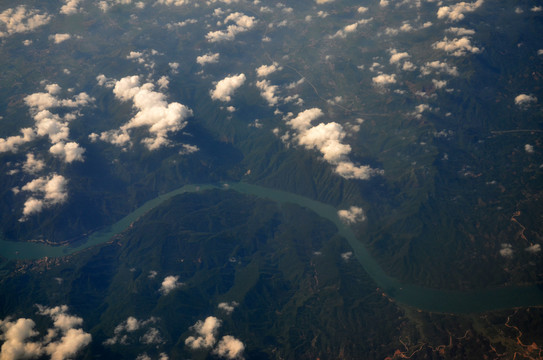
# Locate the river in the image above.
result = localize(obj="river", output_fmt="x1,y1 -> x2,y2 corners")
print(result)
1,182 -> 542,313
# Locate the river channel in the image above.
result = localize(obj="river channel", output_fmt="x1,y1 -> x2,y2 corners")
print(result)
1,182 -> 542,313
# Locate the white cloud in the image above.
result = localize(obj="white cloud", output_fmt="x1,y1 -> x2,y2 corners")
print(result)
433,36 -> 481,56
525,244 -> 541,253
421,61 -> 459,76
22,153 -> 45,174
357,6 -> 368,13
21,174 -> 68,217
432,79 -> 447,89
256,80 -> 279,106
60,0 -> 82,15
446,27 -> 475,36
206,12 -> 257,42
0,6 -> 52,38
283,109 -> 382,180
0,128 -> 36,153
499,243 -> 513,258
437,0 -> 484,22
340,251 -> 353,261
217,301 -> 239,315
210,74 -> 246,102
104,317 -> 159,345
185,317 -> 221,349
338,206 -> 366,224
213,336 -> 245,359
256,62 -> 282,77
49,141 -> 85,163
316,0 -> 334,3
380,0 -> 389,7
514,94 -> 537,107
372,74 -> 397,86
532,6 -> 543,12
330,18 -> 372,38
0,305 -> 91,360
156,0 -> 190,5
524,144 -> 534,153
159,275 -> 183,295
389,50 -> 410,64
197,53 -> 220,66
98,75 -> 193,150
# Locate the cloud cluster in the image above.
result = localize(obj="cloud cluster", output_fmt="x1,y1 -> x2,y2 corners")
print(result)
206,12 -> 257,42
0,305 -> 91,360
514,94 -> 537,107
372,74 -> 397,86
420,60 -> 459,76
104,317 -> 161,346
60,0 -> 82,15
437,0 -> 484,22
210,74 -> 246,102
338,206 -> 366,224
185,317 -> 244,359
256,62 -> 282,77
217,301 -> 239,315
197,53 -> 220,66
159,275 -> 184,295
433,36 -> 481,56
0,6 -> 52,38
283,109 -> 382,180
94,75 -> 193,150
19,174 -> 68,218
330,18 -> 372,38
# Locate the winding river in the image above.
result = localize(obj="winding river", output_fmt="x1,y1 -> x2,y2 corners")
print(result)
1,182 -> 542,313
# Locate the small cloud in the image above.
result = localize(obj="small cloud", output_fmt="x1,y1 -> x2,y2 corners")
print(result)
372,74 -> 397,86
60,0 -> 82,15
256,62 -> 282,77
433,36 -> 482,56
341,251 -> 353,261
104,317 -> 159,346
525,244 -> 541,254
514,94 -> 537,107
217,301 -> 239,315
50,33 -> 72,44
524,144 -> 534,153
338,206 -> 366,224
159,275 -> 183,295
185,316 -> 221,350
499,243 -> 513,258
197,53 -> 220,66
437,0 -> 484,22
210,74 -> 246,102
213,335 -> 245,359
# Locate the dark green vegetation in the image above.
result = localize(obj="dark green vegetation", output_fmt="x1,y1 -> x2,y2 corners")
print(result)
1,0 -> 542,358
2,190 -> 542,359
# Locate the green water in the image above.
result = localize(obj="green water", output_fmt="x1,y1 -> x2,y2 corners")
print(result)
1,182 -> 542,313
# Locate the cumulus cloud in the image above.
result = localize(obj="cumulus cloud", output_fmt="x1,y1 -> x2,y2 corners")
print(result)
217,301 -> 239,315
0,6 -> 52,38
389,50 -> 410,64
60,0 -> 82,15
49,141 -> 85,163
338,206 -> 366,224
437,0 -> 484,22
421,60 -> 459,76
159,275 -> 183,295
524,144 -> 534,153
514,94 -> 537,107
256,80 -> 279,106
185,317 -> 221,350
20,174 -> 68,218
340,251 -> 353,261
500,243 -> 513,258
433,36 -> 481,56
50,33 -> 71,44
0,305 -> 91,360
197,53 -> 220,66
330,18 -> 372,38
206,12 -> 256,42
22,153 -> 45,174
0,128 -> 36,153
210,74 -> 246,102
97,75 -> 193,150
213,336 -> 245,359
256,62 -> 282,77
104,317 -> 159,346
156,0 -> 190,5
372,74 -> 397,86
283,109 -> 382,180
525,244 -> 541,253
